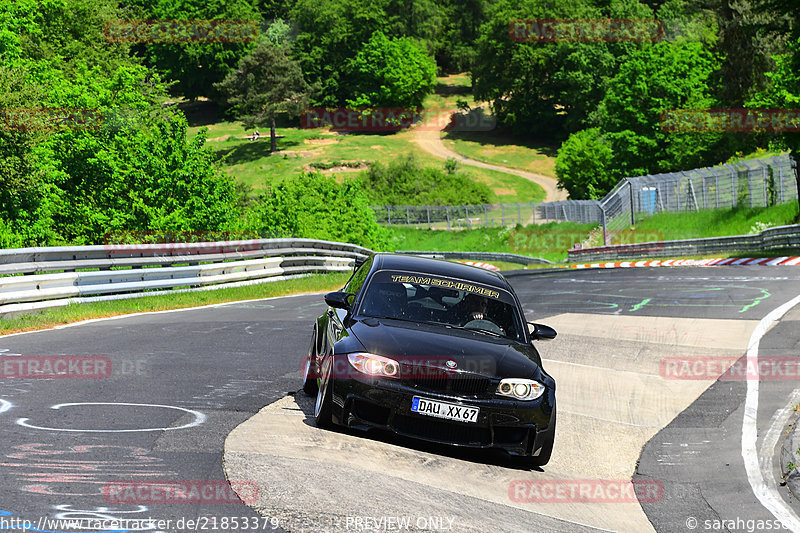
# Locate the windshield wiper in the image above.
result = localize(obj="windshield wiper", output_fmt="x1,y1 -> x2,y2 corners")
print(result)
441,324 -> 505,338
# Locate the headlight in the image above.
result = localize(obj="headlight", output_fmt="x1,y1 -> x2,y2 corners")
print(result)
496,378 -> 545,400
347,353 -> 399,378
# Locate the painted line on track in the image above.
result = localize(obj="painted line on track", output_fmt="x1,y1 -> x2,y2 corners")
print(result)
742,293 -> 800,531
571,257 -> 800,269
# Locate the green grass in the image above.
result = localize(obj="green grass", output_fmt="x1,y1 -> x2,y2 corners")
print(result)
189,119 -> 545,201
442,130 -> 558,178
608,203 -> 800,244
0,272 -> 351,335
181,75 -> 544,203
385,221 -> 597,263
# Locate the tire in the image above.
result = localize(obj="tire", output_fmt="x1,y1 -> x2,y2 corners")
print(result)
526,407 -> 556,467
302,333 -> 318,396
314,358 -> 333,428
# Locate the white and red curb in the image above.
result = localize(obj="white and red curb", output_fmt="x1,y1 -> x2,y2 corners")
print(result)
460,261 -> 501,271
571,257 -> 800,269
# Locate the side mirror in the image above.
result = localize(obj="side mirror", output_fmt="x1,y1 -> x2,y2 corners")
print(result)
528,322 -> 557,341
324,291 -> 355,310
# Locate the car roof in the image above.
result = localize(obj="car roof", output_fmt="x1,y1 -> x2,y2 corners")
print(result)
371,253 -> 512,291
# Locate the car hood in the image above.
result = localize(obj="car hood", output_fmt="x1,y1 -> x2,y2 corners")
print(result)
349,318 -> 542,379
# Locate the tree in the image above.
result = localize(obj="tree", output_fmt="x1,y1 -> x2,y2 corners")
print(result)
555,128 -> 615,199
746,35 -> 800,221
216,40 -> 309,152
345,31 -> 437,108
291,0 -> 389,106
138,0 -> 262,101
595,41 -> 723,179
472,0 -> 637,140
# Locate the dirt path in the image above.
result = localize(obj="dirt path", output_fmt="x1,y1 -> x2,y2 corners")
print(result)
412,112 -> 568,202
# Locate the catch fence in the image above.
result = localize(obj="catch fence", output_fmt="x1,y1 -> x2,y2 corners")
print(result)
371,155 -> 798,238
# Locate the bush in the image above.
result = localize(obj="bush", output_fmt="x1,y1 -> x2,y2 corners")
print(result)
246,172 -> 388,249
360,153 -> 494,205
555,128 -> 616,200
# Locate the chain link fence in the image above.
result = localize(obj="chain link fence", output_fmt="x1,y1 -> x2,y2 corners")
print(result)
601,154 -> 798,234
371,155 -> 798,235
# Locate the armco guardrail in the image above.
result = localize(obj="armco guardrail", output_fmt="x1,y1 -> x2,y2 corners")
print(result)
0,238 -> 372,317
395,251 -> 553,265
567,224 -> 800,262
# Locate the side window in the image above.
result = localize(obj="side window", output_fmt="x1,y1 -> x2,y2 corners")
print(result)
344,256 -> 372,295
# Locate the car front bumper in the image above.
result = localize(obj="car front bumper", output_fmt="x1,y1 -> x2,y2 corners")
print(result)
330,374 -> 556,458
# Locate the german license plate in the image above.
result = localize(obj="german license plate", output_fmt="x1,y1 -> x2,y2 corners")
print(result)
411,396 -> 479,423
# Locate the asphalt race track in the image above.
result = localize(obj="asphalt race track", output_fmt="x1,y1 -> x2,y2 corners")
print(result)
1,266 -> 800,533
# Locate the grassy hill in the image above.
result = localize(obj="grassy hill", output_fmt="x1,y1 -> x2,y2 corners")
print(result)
183,75 -> 553,204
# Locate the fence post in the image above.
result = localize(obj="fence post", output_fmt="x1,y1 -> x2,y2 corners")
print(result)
465,205 -> 471,229
388,206 -> 392,226
483,204 -> 488,227
600,206 -> 607,246
426,205 -> 431,229
628,179 -> 635,225
531,202 -> 536,224
445,206 -> 451,231
501,204 -> 505,226
406,205 -> 410,225
792,156 -> 799,222
701,176 -> 706,209
687,180 -> 699,211
516,203 -> 521,225
715,175 -> 719,208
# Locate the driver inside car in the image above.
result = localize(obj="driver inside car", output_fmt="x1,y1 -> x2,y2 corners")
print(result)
458,293 -> 489,324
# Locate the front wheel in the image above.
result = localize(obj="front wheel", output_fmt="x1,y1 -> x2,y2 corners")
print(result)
302,330 -> 318,396
314,358 -> 333,428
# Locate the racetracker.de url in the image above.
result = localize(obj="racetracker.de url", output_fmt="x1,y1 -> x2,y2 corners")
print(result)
2,516 -> 282,531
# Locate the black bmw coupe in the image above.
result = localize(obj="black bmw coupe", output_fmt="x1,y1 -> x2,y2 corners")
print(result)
302,253 -> 557,466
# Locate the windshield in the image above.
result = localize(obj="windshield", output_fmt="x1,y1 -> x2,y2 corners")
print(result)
357,269 -> 525,342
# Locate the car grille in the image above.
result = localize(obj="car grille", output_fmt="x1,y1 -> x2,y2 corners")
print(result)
399,364 -> 492,397
392,414 -> 491,446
